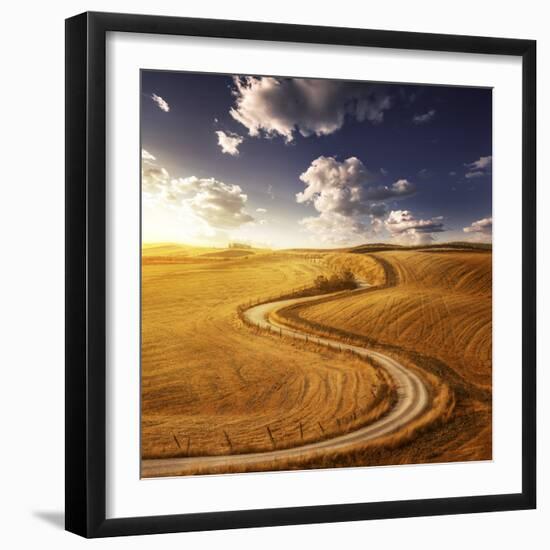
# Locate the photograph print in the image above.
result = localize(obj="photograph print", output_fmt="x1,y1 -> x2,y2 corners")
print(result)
140,70 -> 492,478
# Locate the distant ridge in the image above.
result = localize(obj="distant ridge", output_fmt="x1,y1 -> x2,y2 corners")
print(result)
348,241 -> 492,254
282,241 -> 492,254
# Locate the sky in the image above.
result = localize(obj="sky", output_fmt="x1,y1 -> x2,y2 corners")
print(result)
141,70 -> 492,249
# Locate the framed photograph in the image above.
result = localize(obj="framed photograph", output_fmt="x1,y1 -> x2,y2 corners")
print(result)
65,11 -> 536,537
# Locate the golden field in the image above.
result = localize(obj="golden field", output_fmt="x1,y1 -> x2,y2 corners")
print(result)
141,242 -> 492,474
273,246 -> 492,466
141,245 -> 394,462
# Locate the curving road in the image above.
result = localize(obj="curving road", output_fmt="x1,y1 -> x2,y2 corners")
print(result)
142,284 -> 430,478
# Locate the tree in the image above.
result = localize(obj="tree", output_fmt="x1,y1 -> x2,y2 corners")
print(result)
314,275 -> 329,290
314,270 -> 356,292
341,269 -> 355,286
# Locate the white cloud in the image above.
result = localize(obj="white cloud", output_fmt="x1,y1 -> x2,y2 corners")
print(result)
297,156 -> 368,215
169,177 -> 254,228
297,156 -> 414,217
467,156 -> 492,171
215,130 -> 244,156
371,217 -> 385,235
230,77 -> 391,142
299,212 -> 370,246
465,171 -> 484,179
413,109 -> 436,124
463,216 -> 492,234
385,209 -> 445,245
296,156 -> 417,245
465,155 -> 492,178
142,157 -> 254,230
142,163 -> 170,195
151,93 -> 170,113
141,149 -> 156,161
463,216 -> 492,243
417,168 -> 430,178
364,179 -> 416,201
256,208 -> 267,213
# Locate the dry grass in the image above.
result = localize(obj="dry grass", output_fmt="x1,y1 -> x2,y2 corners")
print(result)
142,243 -> 492,474
183,358 -> 457,476
141,248 -> 394,461
142,242 -> 218,257
290,250 -> 492,390
271,249 -> 492,464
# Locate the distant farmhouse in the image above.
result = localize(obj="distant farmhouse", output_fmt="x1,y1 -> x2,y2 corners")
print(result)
228,242 -> 252,249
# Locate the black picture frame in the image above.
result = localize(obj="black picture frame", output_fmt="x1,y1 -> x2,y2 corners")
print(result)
65,11 -> 536,538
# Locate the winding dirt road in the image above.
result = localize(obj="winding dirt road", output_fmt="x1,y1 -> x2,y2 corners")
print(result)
142,283 -> 430,477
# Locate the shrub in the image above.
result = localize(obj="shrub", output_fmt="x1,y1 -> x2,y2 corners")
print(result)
314,270 -> 356,291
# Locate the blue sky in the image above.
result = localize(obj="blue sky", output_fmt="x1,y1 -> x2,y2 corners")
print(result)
141,70 -> 492,248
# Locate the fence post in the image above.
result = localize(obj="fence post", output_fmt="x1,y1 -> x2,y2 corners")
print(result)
223,430 -> 233,452
266,426 -> 276,448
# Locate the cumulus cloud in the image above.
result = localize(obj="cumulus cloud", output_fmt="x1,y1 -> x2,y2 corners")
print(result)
296,156 -> 417,244
151,93 -> 170,112
371,216 -> 385,235
296,156 -> 368,215
168,177 -> 254,228
364,179 -> 416,201
142,162 -> 170,195
463,217 -> 492,234
229,76 -> 391,142
141,149 -> 156,161
385,209 -> 445,245
256,208 -> 267,213
297,156 -> 414,217
142,157 -> 254,230
463,216 -> 492,243
413,109 -> 436,124
465,155 -> 492,179
215,130 -> 244,156
299,212 -> 370,246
